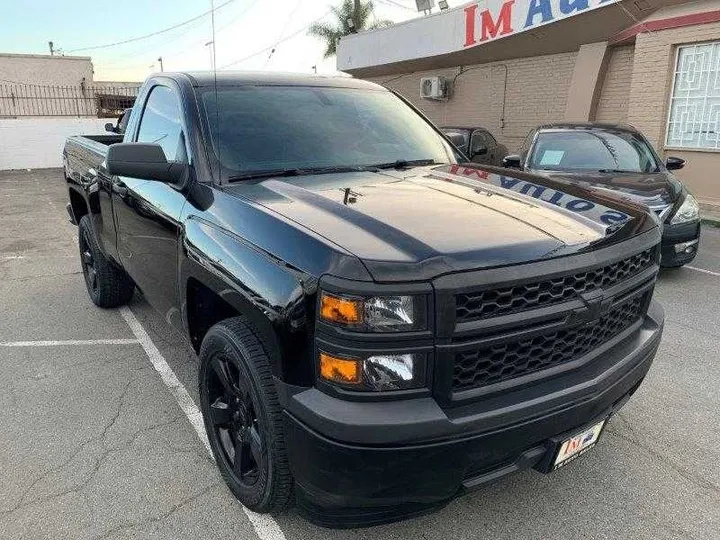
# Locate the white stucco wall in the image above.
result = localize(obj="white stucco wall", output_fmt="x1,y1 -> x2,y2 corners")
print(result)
0,117 -> 111,170
0,54 -> 93,86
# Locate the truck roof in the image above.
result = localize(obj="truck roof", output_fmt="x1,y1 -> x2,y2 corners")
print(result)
166,71 -> 384,90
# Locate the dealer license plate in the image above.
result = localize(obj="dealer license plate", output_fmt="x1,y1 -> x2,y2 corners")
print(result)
553,419 -> 606,470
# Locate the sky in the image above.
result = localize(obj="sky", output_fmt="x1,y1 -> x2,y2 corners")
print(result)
0,0 -> 424,82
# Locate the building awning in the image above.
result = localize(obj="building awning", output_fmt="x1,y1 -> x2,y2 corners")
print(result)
337,0 -> 684,77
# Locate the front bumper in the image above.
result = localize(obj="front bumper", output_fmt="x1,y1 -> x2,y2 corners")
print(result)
281,301 -> 664,527
661,220 -> 700,266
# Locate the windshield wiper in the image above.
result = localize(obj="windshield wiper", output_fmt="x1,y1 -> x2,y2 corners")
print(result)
370,159 -> 438,170
228,168 -> 302,181
597,169 -> 648,174
227,165 -> 374,182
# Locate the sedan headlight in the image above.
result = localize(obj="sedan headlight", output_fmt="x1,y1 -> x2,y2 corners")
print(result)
319,351 -> 426,391
670,194 -> 700,225
319,292 -> 427,332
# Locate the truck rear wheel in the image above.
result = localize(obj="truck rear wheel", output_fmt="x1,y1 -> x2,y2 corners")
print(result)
78,215 -> 134,308
199,317 -> 293,514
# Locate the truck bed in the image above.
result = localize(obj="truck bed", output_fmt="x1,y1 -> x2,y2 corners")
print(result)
64,134 -> 121,185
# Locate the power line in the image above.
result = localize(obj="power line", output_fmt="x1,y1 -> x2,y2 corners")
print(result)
221,9 -> 332,69
161,0 -> 260,60
65,0 -> 235,53
264,0 -> 304,69
97,15 -> 212,67
97,0 -> 259,71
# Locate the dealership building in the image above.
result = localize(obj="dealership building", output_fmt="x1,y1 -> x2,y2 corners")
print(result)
337,0 -> 720,209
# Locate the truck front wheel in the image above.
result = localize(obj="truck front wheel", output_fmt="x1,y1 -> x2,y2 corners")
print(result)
78,216 -> 134,308
199,317 -> 293,514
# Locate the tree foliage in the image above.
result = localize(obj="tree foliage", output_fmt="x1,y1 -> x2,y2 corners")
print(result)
308,0 -> 393,58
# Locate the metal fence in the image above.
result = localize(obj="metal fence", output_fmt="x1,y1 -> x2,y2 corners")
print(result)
0,83 -> 140,118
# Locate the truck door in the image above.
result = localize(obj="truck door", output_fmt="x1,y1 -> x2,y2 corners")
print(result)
112,84 -> 188,328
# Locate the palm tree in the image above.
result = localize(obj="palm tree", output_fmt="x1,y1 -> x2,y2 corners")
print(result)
309,0 -> 393,59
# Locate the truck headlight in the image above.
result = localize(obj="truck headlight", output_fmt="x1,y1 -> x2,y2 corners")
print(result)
319,292 -> 427,331
670,194 -> 700,225
319,351 -> 425,391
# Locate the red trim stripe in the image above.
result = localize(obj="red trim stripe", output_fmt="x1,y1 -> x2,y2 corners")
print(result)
610,10 -> 720,45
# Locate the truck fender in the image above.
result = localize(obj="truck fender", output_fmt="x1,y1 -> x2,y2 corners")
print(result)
179,217 -> 315,382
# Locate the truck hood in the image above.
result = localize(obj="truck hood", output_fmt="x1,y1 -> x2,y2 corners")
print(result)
224,164 -> 657,281
536,170 -> 681,209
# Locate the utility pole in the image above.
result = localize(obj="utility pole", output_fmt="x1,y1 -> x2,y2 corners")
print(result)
312,65 -> 317,74
48,41 -> 54,55
157,56 -> 164,72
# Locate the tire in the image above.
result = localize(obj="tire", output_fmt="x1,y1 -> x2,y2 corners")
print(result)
199,317 -> 293,514
78,215 -> 134,308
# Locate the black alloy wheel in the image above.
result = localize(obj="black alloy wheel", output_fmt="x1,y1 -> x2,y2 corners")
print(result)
207,353 -> 265,486
77,215 -> 134,308
80,227 -> 98,295
199,317 -> 293,513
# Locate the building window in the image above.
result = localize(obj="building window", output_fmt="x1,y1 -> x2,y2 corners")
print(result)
666,42 -> 720,150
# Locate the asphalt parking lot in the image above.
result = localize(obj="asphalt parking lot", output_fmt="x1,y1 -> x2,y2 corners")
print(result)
1,168 -> 718,540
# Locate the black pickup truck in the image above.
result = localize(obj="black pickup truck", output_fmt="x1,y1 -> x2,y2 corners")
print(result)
63,72 -> 665,527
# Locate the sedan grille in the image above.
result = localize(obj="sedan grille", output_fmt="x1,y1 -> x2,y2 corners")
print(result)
455,249 -> 653,323
452,293 -> 647,391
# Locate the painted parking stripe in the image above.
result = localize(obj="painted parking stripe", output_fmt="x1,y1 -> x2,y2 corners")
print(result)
119,306 -> 288,540
0,339 -> 139,347
685,265 -> 720,277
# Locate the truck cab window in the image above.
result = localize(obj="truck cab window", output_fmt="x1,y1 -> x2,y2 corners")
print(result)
137,86 -> 186,163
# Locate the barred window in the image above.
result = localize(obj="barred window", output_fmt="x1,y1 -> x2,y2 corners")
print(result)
666,42 -> 720,150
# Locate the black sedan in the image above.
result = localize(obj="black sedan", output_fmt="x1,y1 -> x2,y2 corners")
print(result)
441,126 -> 508,166
503,123 -> 701,267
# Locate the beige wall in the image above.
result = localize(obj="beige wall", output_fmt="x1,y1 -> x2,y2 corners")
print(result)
627,21 -> 720,202
595,45 -> 635,124
664,150 -> 720,202
370,51 -> 578,151
0,54 -> 93,86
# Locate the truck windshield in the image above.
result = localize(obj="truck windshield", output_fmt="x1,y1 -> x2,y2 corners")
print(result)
528,130 -> 661,173
201,85 -> 457,176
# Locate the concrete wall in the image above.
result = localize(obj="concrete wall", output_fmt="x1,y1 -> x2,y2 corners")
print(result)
0,117 -> 110,170
370,51 -> 578,151
627,21 -> 720,201
0,54 -> 93,86
595,45 -> 635,124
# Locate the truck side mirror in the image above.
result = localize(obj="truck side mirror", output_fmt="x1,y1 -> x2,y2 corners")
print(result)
105,122 -> 117,133
106,143 -> 186,183
471,145 -> 488,158
666,156 -> 685,170
503,154 -> 522,168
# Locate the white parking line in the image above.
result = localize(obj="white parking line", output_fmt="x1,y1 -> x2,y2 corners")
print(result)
685,265 -> 720,277
119,306 -> 288,540
0,339 -> 139,347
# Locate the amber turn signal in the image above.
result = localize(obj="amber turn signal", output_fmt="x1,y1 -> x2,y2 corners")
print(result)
319,352 -> 362,385
320,292 -> 363,325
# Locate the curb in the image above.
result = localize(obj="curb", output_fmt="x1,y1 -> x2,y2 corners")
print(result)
701,217 -> 720,227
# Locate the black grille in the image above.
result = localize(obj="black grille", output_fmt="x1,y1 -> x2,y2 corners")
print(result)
456,249 -> 654,323
452,294 -> 646,391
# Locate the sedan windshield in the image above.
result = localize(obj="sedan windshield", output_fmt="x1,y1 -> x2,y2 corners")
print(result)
528,130 -> 661,173
201,85 -> 457,176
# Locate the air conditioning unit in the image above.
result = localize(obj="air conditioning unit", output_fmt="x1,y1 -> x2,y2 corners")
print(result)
420,76 -> 449,101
